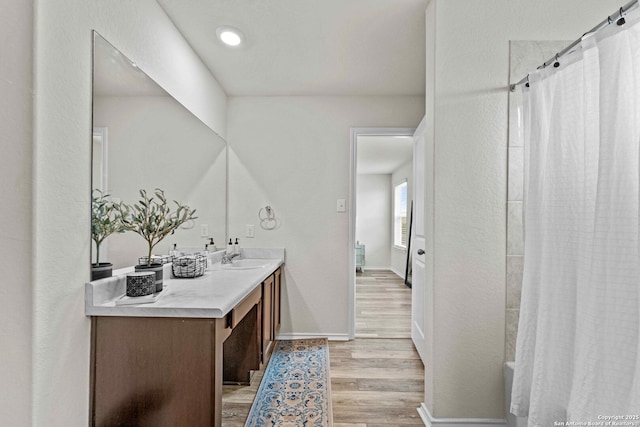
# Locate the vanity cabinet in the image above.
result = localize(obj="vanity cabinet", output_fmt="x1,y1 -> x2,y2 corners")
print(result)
89,264 -> 283,427
90,315 -> 230,427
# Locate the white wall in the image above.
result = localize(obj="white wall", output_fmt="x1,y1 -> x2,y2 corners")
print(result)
0,1 -> 33,425
93,96 -> 227,268
227,96 -> 424,338
31,1 -> 227,424
390,159 -> 413,276
423,0 -> 622,420
356,174 -> 391,269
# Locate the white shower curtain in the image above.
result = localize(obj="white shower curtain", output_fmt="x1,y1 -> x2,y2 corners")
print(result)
511,11 -> 640,427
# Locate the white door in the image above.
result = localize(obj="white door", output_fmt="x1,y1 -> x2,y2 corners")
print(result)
411,117 -> 427,363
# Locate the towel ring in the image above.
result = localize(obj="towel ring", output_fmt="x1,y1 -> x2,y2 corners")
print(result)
259,205 -> 277,230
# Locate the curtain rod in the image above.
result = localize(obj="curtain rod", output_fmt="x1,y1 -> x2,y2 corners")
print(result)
510,0 -> 639,92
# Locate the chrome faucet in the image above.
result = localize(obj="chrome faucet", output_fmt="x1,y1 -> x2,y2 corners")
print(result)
221,252 -> 241,264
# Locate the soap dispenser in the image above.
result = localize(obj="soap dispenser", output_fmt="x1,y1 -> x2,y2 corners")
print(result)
208,238 -> 217,252
227,238 -> 233,254
234,238 -> 240,254
203,243 -> 210,269
169,243 -> 179,258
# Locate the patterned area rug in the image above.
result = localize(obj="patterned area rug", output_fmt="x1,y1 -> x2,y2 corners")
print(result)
245,338 -> 333,427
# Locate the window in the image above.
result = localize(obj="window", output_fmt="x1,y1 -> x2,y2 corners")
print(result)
394,181 -> 408,248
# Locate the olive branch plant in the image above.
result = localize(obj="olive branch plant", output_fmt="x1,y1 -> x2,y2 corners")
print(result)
119,188 -> 197,267
91,190 -> 127,266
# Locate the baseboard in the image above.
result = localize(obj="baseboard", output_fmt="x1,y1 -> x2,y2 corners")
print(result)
276,332 -> 350,341
417,403 -> 506,427
357,266 -> 406,279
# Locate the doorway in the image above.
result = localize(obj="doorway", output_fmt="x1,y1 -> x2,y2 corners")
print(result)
349,128 -> 415,339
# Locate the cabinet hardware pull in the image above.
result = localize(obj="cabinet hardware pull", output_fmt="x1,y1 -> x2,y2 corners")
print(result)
417,249 -> 425,255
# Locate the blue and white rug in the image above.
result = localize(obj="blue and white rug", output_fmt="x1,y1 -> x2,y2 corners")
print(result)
245,338 -> 333,427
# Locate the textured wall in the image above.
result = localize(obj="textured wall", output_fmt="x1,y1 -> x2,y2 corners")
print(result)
227,95 -> 424,338
0,1 -> 34,425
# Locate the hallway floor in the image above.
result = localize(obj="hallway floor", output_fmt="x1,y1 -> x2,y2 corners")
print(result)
331,269 -> 423,426
356,269 -> 412,338
222,269 -> 424,426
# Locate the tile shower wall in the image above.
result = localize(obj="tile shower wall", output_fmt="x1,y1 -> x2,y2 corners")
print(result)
506,41 -> 569,361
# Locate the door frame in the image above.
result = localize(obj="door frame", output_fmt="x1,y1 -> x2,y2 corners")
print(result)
348,127 -> 416,339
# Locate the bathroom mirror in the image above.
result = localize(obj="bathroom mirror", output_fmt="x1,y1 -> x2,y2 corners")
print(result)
92,32 -> 227,269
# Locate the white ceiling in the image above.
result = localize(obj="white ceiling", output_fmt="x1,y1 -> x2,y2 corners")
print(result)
156,0 -> 427,96
357,136 -> 413,175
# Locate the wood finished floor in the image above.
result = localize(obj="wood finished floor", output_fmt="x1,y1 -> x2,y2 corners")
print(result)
355,269 -> 412,339
330,338 -> 424,426
222,362 -> 267,426
222,269 -> 424,426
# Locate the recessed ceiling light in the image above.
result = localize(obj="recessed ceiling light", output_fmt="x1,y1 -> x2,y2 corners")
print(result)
216,26 -> 243,47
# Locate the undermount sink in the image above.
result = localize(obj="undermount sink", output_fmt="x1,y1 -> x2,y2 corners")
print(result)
222,259 -> 268,270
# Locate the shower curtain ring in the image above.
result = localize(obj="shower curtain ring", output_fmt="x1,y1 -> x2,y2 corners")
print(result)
617,7 -> 626,25
553,54 -> 560,68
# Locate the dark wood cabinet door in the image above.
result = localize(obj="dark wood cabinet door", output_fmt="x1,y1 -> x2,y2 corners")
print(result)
261,275 -> 274,362
273,268 -> 282,337
91,317 -> 225,427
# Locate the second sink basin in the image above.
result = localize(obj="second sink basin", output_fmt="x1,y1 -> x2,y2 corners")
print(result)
222,259 -> 269,270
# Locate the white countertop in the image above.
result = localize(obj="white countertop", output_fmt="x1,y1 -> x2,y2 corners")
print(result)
85,248 -> 284,318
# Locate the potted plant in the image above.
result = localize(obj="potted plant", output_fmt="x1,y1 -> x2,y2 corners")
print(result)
91,190 -> 126,280
120,188 -> 197,292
